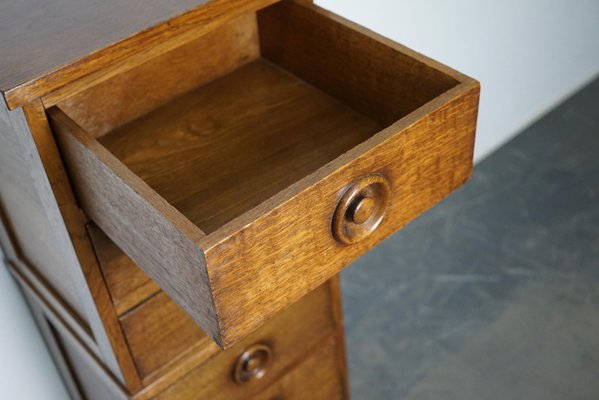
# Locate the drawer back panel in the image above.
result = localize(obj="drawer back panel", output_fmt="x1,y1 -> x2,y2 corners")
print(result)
57,13 -> 260,138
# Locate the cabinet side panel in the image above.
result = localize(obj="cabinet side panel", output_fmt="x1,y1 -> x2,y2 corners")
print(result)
0,98 -> 142,390
0,98 -> 84,319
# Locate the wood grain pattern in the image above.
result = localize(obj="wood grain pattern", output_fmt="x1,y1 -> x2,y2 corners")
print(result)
1,98 -> 142,389
15,264 -> 344,400
99,59 -> 381,233
258,0 -> 461,126
87,224 -> 160,315
252,335 -> 344,400
329,274 -> 350,400
22,100 -> 143,391
120,292 -> 213,381
122,280 -> 333,385
57,13 -> 260,138
205,82 -> 479,346
0,97 -> 84,318
331,174 -> 391,244
51,0 -> 479,347
158,334 -> 343,400
150,282 -> 335,400
8,262 -> 129,400
0,0 -> 279,109
49,106 -> 222,345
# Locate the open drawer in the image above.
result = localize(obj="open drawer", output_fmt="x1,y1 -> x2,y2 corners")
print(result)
49,0 -> 479,348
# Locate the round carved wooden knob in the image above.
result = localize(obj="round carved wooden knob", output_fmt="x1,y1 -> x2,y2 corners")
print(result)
233,344 -> 272,384
332,174 -> 391,244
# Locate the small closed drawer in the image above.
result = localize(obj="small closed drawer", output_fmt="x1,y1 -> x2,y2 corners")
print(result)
155,334 -> 344,400
121,273 -> 336,385
148,283 -> 340,399
49,0 -> 479,347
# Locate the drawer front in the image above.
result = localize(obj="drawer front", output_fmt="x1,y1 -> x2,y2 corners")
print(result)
204,86 -> 479,345
147,285 -> 338,399
153,333 -> 344,400
252,335 -> 345,400
50,0 -> 479,348
122,278 -> 335,384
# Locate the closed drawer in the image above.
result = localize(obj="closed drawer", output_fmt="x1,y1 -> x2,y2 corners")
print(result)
49,0 -> 479,347
252,335 -> 345,400
123,275 -> 336,386
153,333 -> 344,400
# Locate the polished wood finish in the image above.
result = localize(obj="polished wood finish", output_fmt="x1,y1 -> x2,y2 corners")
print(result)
253,335 -> 344,400
0,0 -> 279,109
22,100 -> 143,391
51,105 -> 221,344
151,286 -> 340,400
0,97 -> 84,318
50,0 -> 479,348
120,292 -> 212,382
157,334 -> 344,400
99,59 -> 379,234
87,224 -> 160,315
2,0 -> 478,397
0,97 -> 141,389
11,248 -> 347,400
258,0 -> 462,126
232,343 -> 272,383
57,13 -> 260,138
121,281 -> 334,384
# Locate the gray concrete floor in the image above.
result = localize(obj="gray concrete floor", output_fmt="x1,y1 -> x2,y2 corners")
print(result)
341,76 -> 599,400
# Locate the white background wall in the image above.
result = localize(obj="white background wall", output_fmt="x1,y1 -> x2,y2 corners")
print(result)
318,0 -> 599,161
1,1 -> 599,399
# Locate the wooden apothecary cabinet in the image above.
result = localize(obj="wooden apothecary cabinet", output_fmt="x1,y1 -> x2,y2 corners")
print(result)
0,0 -> 479,398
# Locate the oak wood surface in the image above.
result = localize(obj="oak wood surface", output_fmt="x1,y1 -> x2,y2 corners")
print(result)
8,262 -> 129,400
258,1 -> 461,126
120,292 -> 213,381
0,0 -> 279,109
51,0 -> 479,347
157,334 -> 344,400
99,59 -> 381,233
0,97 -> 84,318
49,106 -> 222,345
0,97 -> 143,388
205,82 -> 479,345
22,100 -> 143,391
329,274 -> 350,399
87,224 -> 160,316
121,280 -> 333,384
57,13 -> 260,138
252,334 -> 344,400
150,283 -> 336,400
15,263 -> 345,399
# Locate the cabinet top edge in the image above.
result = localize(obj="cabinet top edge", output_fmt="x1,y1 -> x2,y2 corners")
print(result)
0,0 -> 277,109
